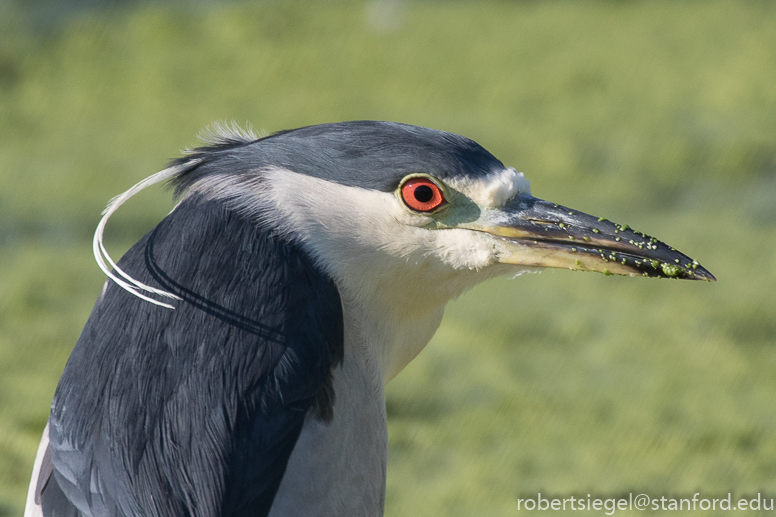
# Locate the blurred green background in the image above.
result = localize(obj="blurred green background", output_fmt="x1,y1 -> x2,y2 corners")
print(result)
1,0 -> 775,515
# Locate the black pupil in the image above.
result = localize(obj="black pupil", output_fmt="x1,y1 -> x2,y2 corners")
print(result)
413,185 -> 434,203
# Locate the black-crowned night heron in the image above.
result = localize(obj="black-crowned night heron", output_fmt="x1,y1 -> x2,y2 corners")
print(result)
25,121 -> 713,517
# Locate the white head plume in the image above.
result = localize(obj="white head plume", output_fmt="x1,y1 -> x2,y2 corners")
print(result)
92,162 -> 201,309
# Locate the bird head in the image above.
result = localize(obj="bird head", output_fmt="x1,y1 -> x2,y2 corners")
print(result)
96,121 -> 714,378
170,122 -> 713,308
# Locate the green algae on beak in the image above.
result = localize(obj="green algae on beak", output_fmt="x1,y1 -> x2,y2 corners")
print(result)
461,194 -> 716,282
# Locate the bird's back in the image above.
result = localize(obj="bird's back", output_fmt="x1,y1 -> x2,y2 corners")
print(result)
32,195 -> 343,516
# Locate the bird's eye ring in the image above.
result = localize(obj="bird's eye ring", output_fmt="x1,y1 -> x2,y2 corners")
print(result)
400,177 -> 445,212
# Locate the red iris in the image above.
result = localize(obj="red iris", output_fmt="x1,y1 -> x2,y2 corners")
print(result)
400,178 -> 445,212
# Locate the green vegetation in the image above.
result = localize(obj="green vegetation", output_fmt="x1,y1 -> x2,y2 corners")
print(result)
1,1 -> 775,515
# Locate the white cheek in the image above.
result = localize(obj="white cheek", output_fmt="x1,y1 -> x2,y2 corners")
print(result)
261,169 -> 502,274
383,197 -> 435,230
431,229 -> 498,270
319,193 -> 433,260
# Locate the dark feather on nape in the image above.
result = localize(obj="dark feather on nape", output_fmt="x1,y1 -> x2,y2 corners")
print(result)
47,195 -> 344,517
164,123 -> 262,198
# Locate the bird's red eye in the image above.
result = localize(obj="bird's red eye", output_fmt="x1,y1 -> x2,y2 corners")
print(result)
400,178 -> 445,212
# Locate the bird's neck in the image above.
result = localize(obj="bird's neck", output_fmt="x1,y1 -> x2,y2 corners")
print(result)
336,282 -> 447,383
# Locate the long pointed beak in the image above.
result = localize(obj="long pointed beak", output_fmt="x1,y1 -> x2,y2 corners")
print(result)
465,195 -> 715,281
